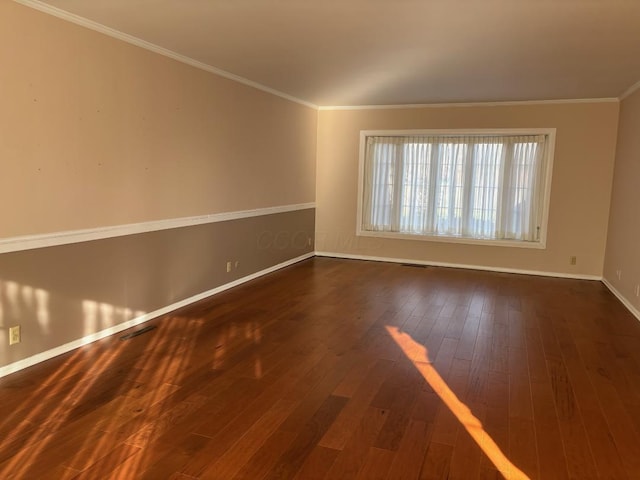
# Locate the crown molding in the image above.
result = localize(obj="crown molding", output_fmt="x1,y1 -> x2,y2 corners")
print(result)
12,0 -> 318,110
14,2 -> 636,112
318,97 -> 619,111
620,79 -> 640,101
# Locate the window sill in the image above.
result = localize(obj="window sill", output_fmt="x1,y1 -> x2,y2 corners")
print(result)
356,229 -> 546,249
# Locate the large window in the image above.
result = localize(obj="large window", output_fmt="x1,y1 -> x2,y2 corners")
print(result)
357,129 -> 555,248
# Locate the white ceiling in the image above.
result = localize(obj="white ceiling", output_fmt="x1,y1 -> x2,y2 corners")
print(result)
30,0 -> 640,107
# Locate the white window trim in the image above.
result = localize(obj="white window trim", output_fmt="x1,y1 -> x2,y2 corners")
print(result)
356,128 -> 556,249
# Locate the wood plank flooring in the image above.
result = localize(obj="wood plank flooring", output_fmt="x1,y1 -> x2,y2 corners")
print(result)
1,257 -> 640,479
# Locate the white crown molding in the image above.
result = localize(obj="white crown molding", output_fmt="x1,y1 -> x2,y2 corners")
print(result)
318,98 -> 619,111
314,251 -> 602,281
13,1 -> 632,111
620,79 -> 640,101
0,203 -> 315,254
0,252 -> 314,379
601,278 -> 640,323
12,0 -> 317,110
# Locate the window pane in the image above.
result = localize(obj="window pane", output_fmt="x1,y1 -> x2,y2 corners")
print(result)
362,133 -> 547,243
469,142 -> 502,238
400,143 -> 430,232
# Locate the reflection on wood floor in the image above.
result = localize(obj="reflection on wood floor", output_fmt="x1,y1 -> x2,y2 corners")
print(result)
1,257 -> 639,479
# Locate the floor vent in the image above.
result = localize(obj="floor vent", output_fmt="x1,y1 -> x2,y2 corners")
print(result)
120,325 -> 156,340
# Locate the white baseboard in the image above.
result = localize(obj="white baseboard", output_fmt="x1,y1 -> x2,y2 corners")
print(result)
601,278 -> 640,322
0,252 -> 314,379
314,251 -> 603,281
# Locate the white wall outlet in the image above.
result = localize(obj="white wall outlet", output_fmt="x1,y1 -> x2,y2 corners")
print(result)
616,269 -> 622,280
307,237 -> 312,246
9,325 -> 20,345
234,260 -> 239,269
569,256 -> 577,265
636,285 -> 640,297
226,261 -> 232,273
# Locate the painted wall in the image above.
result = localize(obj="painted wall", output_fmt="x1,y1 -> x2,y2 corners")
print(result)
0,1 -> 317,238
603,88 -> 640,314
0,2 -> 316,370
316,102 -> 619,277
0,210 -> 315,368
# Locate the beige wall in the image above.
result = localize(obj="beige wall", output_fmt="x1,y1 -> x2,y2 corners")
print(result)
316,102 -> 619,276
603,89 -> 640,311
0,2 -> 316,370
0,1 -> 317,238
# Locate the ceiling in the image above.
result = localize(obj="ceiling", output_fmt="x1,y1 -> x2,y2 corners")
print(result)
32,0 -> 640,107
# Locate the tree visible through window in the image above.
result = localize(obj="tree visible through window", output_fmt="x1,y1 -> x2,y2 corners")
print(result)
359,131 -> 554,245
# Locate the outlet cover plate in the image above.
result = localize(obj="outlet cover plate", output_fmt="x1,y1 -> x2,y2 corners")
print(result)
9,326 -> 20,345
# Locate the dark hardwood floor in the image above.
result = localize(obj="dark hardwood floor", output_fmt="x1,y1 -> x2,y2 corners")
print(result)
1,257 -> 640,479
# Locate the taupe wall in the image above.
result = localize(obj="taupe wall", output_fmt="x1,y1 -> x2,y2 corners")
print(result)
0,210 -> 315,367
0,1 -> 317,238
0,2 -> 316,369
316,102 -> 619,276
603,89 -> 640,312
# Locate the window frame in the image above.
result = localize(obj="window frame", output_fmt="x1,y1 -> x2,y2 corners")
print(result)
356,128 -> 556,249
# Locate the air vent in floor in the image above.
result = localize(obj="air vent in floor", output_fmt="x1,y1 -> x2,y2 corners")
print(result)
120,325 -> 157,340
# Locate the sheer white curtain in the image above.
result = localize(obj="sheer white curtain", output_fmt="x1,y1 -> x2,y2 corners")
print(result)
362,134 -> 546,241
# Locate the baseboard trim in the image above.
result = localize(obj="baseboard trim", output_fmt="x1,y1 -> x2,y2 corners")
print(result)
0,252 -> 314,379
314,251 -> 602,281
0,203 -> 315,254
601,278 -> 640,322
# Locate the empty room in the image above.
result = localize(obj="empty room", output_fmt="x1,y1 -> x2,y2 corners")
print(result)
1,0 -> 640,478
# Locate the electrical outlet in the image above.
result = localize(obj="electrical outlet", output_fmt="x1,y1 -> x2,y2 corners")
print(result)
235,260 -> 239,269
616,269 -> 622,280
307,237 -> 312,246
9,326 -> 20,345
636,285 -> 640,297
569,256 -> 577,265
226,261 -> 232,273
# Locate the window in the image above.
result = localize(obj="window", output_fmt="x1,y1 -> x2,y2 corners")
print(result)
357,129 -> 555,248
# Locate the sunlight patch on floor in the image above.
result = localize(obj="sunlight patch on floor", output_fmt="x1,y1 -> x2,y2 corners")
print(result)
386,325 -> 530,480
